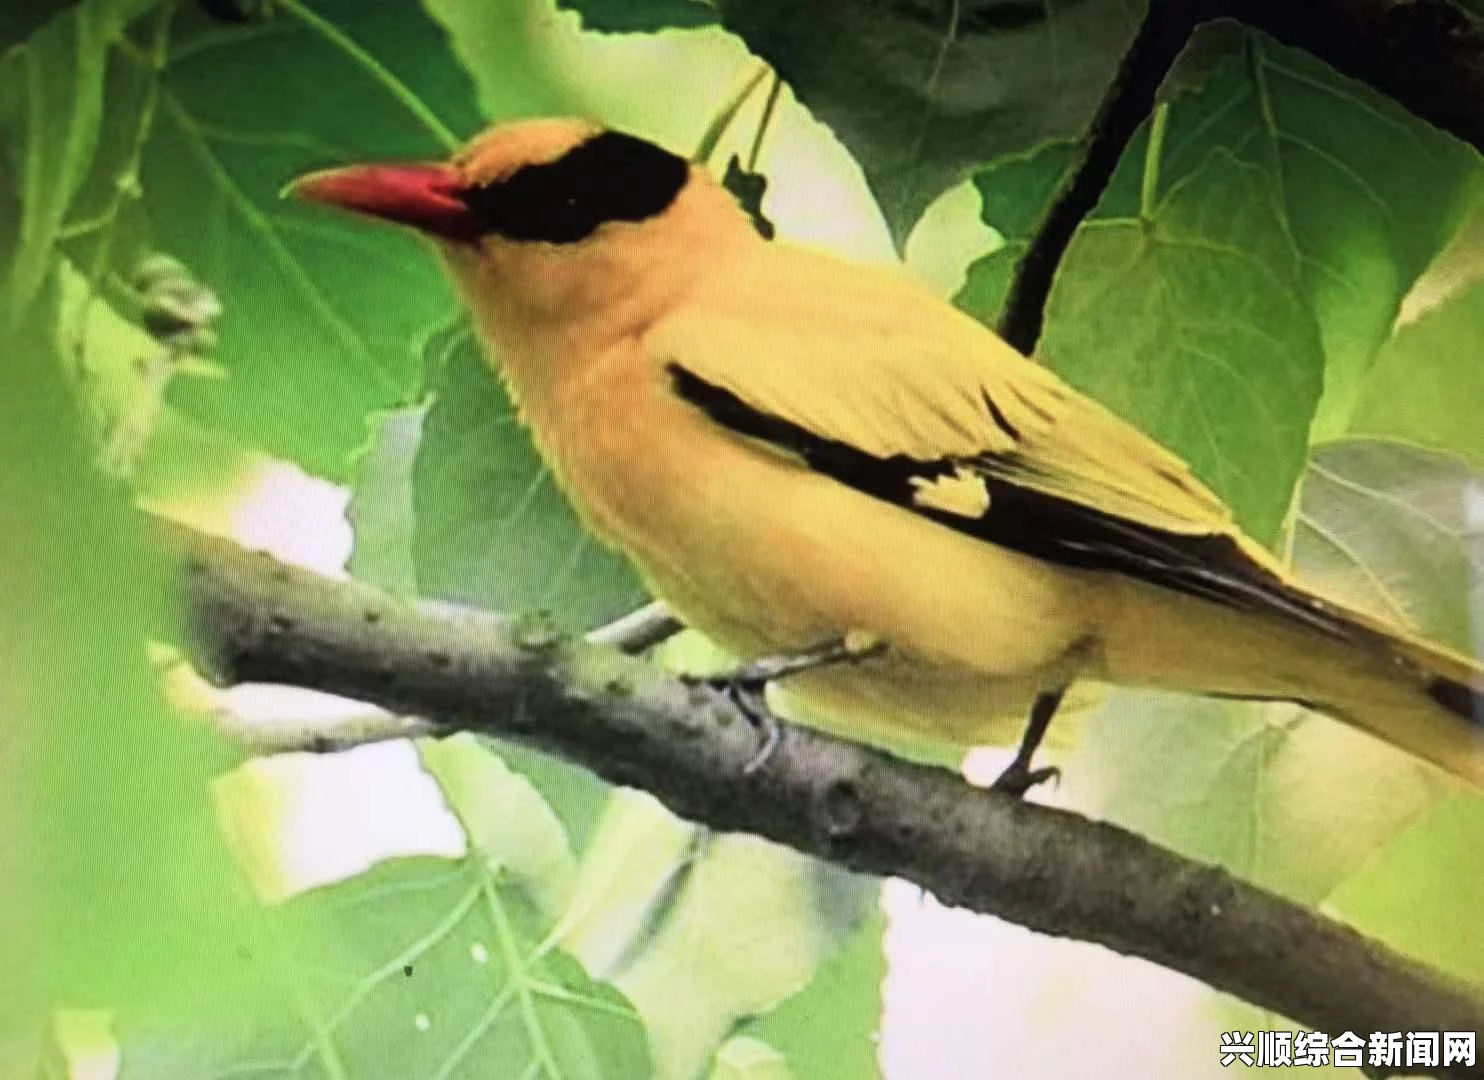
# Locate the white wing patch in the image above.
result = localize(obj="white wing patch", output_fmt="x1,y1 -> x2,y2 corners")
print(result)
909,467 -> 990,518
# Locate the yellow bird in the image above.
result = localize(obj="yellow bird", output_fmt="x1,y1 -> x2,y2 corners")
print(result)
291,117 -> 1484,789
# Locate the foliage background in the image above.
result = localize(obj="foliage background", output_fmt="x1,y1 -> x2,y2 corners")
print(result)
3,0 -> 1482,1077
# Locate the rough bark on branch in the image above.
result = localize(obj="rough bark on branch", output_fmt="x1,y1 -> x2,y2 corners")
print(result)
151,516 -> 1484,1078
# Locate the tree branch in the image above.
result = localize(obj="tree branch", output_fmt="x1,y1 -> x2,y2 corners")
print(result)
998,0 -> 1484,355
997,0 -> 1198,353
583,600 -> 683,653
150,516 -> 1484,1078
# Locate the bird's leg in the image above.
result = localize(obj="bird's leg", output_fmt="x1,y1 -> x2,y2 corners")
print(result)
990,688 -> 1066,798
691,632 -> 886,774
726,633 -> 886,685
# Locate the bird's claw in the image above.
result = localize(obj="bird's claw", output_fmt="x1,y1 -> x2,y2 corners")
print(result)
724,682 -> 782,775
687,633 -> 886,775
679,670 -> 781,774
989,687 -> 1067,799
989,762 -> 1061,799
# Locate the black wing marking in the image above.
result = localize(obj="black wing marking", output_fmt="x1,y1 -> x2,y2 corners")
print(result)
668,363 -> 1352,642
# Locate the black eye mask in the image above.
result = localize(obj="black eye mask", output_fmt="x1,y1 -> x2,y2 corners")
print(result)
460,131 -> 690,244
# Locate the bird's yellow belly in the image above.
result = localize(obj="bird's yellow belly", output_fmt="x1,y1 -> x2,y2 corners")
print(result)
552,387 -> 1105,750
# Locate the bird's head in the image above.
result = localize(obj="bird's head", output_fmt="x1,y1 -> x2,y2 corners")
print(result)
288,118 -> 755,358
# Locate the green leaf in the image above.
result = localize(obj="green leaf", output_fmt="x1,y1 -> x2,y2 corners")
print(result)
54,256 -> 166,464
5,265 -> 264,1031
1066,438 -> 1474,905
1003,439 -> 1484,1071
347,403 -> 427,594
345,327 -> 625,850
420,0 -> 572,124
600,825 -> 874,1079
953,140 -> 1076,325
117,744 -> 648,1078
965,33 -> 1479,499
1038,150 -> 1323,543
420,734 -> 580,920
0,1 -> 67,53
1348,275 -> 1484,475
1293,439 -> 1482,654
1205,792 -> 1484,1069
1,0 -> 142,320
138,0 -> 484,478
1326,792 -> 1484,985
1066,692 -> 1448,905
707,1036 -> 795,1080
559,789 -> 878,1080
484,738 -> 618,858
557,789 -> 702,982
1142,34 -> 1479,439
714,0 -> 1145,244
560,0 -> 719,34
116,856 -> 652,1079
412,324 -> 649,628
48,3 -> 163,280
743,909 -> 884,1080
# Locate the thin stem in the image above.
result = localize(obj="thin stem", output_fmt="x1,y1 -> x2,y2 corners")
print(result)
64,7 -> 170,365
745,72 -> 784,172
1140,100 -> 1170,220
692,63 -> 770,165
86,15 -> 169,288
274,0 -> 459,152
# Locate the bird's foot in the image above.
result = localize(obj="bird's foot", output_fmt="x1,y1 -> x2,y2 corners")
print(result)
722,680 -> 782,776
989,761 -> 1061,798
689,632 -> 887,774
989,687 -> 1067,799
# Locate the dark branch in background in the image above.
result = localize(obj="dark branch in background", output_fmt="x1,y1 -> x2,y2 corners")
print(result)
150,517 -> 1484,1080
998,0 -> 1484,355
997,0 -> 1199,353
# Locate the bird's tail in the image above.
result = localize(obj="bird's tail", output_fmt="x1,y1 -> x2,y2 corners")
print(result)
1103,578 -> 1484,788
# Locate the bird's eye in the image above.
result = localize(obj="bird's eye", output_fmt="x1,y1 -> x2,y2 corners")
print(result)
460,132 -> 689,245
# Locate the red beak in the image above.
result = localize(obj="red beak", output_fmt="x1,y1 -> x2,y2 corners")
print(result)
285,163 -> 480,242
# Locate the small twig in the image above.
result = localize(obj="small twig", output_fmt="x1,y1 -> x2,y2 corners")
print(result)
744,73 -> 784,173
216,709 -> 436,756
692,64 -> 772,166
583,601 -> 683,654
149,515 -> 1484,1076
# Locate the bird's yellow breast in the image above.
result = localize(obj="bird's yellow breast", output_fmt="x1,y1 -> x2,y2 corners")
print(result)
513,336 -> 1104,749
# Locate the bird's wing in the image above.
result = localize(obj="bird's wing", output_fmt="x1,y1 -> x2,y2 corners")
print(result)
647,292 -> 1348,639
